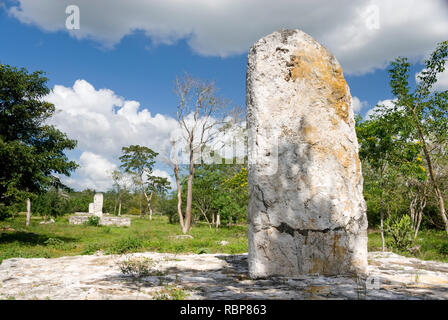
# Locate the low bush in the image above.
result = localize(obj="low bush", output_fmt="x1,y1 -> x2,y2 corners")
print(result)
384,214 -> 414,250
117,256 -> 157,278
82,242 -> 103,255
153,285 -> 189,300
44,237 -> 65,249
85,216 -> 100,227
106,236 -> 144,254
438,242 -> 448,255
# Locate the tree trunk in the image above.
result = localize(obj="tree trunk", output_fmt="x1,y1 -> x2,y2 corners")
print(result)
139,192 -> 143,218
148,193 -> 153,220
199,208 -> 211,228
142,189 -> 153,221
409,184 -> 427,239
415,205 -> 423,239
174,163 -> 185,231
26,198 -> 31,227
113,187 -> 119,215
184,169 -> 194,233
118,199 -> 122,216
434,187 -> 448,237
183,136 -> 195,234
380,191 -> 385,252
412,108 -> 448,238
216,213 -> 220,231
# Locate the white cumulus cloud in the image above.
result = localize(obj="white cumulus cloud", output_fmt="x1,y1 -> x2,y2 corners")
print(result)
46,79 -> 178,160
46,79 -> 178,191
415,68 -> 448,91
8,0 -> 448,74
352,96 -> 368,113
365,99 -> 396,120
67,151 -> 117,191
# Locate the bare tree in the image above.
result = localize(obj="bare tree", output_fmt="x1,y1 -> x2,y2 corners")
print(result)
171,74 -> 234,234
163,139 -> 186,230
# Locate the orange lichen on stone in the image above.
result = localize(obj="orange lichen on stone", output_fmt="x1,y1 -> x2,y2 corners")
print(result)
311,258 -> 325,274
332,233 -> 346,258
354,153 -> 361,176
336,147 -> 351,168
302,124 -> 318,144
285,46 -> 350,123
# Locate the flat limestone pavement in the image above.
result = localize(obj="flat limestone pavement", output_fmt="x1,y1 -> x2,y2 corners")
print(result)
246,29 -> 367,278
0,252 -> 448,300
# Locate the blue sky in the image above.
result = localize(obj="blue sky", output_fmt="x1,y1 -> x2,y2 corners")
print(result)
1,0 -> 447,191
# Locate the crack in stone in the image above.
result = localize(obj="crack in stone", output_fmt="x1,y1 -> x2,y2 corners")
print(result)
273,222 -> 345,238
255,184 -> 271,209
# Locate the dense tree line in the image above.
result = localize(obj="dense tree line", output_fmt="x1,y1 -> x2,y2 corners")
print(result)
357,41 -> 448,248
0,64 -> 77,221
2,42 -> 448,246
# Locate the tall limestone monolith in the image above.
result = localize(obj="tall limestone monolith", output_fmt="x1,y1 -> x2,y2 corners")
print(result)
246,29 -> 368,278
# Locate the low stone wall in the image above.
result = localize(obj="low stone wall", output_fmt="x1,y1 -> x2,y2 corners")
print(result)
100,216 -> 131,227
69,215 -> 130,227
69,215 -> 90,225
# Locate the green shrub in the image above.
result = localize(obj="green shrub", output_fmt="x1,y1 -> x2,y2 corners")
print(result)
197,247 -> 210,254
438,242 -> 448,255
82,242 -> 102,255
85,216 -> 100,226
44,238 -> 65,249
102,226 -> 111,234
106,236 -> 144,254
127,207 -> 141,216
153,285 -> 189,300
384,214 -> 414,250
117,256 -> 156,278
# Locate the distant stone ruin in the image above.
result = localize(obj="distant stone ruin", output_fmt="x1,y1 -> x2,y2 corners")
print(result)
91,193 -> 103,217
246,29 -> 368,278
69,193 -> 130,227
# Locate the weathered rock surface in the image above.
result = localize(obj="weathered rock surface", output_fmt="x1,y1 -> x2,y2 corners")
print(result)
246,29 -> 367,277
0,252 -> 447,300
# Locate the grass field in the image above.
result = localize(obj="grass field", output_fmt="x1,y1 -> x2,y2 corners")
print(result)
0,214 -> 247,264
368,229 -> 448,263
1,214 -> 447,264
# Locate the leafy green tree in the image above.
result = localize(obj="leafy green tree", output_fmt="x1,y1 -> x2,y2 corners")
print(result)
357,110 -> 400,250
356,96 -> 426,248
388,41 -> 448,238
0,64 -> 78,221
186,163 -> 247,228
119,145 -> 158,219
146,175 -> 171,220
32,187 -> 70,219
215,166 -> 248,225
190,164 -> 226,228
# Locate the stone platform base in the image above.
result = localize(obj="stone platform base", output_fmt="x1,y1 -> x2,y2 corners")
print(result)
1,252 -> 448,300
69,215 -> 131,227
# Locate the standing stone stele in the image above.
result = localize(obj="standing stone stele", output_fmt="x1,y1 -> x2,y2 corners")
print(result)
88,203 -> 94,214
246,29 -> 368,278
93,193 -> 103,217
